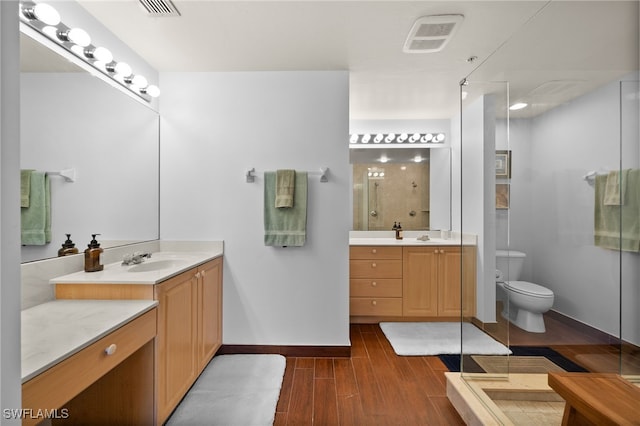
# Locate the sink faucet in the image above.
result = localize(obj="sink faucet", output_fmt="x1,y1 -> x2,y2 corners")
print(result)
122,252 -> 152,265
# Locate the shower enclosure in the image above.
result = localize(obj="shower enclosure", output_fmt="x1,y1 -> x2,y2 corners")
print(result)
455,1 -> 639,423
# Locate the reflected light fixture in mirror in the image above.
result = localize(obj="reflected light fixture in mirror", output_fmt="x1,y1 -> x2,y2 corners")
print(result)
19,1 -> 160,101
350,132 -> 446,146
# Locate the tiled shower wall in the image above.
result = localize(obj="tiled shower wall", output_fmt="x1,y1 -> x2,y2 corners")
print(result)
353,162 -> 430,230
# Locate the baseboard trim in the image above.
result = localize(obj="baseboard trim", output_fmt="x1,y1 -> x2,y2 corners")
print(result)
218,344 -> 351,358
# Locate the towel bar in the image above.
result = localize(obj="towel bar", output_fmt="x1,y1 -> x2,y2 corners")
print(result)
46,168 -> 76,182
246,167 -> 329,183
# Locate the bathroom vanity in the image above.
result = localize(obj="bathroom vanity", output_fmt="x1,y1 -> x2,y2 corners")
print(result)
349,232 -> 476,323
49,249 -> 223,425
21,300 -> 158,426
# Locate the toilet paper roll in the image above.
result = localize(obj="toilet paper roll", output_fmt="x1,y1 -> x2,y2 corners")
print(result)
495,269 -> 503,282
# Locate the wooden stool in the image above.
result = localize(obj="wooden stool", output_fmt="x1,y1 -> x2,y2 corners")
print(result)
548,372 -> 640,425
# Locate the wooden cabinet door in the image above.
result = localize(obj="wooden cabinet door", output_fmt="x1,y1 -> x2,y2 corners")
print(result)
197,258 -> 223,371
155,270 -> 198,424
402,247 -> 438,316
437,246 -> 476,317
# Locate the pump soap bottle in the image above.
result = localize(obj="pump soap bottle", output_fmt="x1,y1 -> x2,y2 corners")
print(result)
58,234 -> 79,257
84,234 -> 104,272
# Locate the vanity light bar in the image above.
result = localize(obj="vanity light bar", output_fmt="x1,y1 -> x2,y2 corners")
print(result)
19,1 -> 161,101
349,132 -> 446,145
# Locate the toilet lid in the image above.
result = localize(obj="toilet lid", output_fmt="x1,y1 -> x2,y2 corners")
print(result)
504,280 -> 554,297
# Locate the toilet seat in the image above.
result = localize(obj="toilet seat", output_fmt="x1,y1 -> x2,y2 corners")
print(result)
504,280 -> 553,298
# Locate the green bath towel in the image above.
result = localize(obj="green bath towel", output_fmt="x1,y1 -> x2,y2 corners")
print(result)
594,169 -> 640,252
264,171 -> 307,247
275,169 -> 295,208
21,169 -> 33,208
21,171 -> 51,246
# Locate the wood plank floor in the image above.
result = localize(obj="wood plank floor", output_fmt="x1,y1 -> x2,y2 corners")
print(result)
274,324 -> 464,426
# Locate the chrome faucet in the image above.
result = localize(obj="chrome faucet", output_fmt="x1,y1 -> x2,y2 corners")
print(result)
122,251 -> 152,265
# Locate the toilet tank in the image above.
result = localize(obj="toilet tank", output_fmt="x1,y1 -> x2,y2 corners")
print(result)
496,250 -> 526,281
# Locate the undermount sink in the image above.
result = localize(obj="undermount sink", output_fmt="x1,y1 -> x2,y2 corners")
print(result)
127,259 -> 182,273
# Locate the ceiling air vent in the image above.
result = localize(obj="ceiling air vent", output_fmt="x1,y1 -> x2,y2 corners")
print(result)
403,14 -> 464,53
138,0 -> 181,17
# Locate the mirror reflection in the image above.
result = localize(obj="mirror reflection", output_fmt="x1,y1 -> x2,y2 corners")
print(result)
20,32 -> 160,263
353,161 -> 430,231
351,145 -> 450,231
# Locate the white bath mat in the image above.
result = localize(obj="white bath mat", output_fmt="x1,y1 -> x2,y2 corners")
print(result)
380,322 -> 512,356
167,354 -> 286,426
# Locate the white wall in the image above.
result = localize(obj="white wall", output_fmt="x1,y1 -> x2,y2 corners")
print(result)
1,0 -> 23,421
453,94 -> 496,323
520,77 -> 640,343
159,71 -> 350,347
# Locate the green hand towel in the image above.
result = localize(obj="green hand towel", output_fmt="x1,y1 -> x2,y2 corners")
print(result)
594,169 -> 640,252
21,169 -> 33,208
21,171 -> 51,246
275,169 -> 295,208
264,171 -> 307,247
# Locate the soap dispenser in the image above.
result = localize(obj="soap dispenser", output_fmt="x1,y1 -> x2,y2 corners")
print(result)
84,234 -> 104,272
58,234 -> 79,257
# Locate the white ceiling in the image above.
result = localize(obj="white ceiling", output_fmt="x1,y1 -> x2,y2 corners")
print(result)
71,1 -> 638,120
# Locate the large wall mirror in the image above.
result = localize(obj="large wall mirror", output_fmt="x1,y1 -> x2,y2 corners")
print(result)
20,31 -> 160,263
351,145 -> 451,231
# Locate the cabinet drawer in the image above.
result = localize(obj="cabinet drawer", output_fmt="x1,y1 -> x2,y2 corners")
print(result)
350,246 -> 402,260
350,259 -> 402,279
22,309 -> 157,421
350,279 -> 402,297
350,297 -> 402,316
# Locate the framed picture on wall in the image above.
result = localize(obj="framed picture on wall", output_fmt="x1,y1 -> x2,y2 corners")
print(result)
496,150 -> 511,178
496,183 -> 510,209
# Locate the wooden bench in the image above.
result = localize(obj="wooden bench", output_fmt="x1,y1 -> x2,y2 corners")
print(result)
548,372 -> 640,426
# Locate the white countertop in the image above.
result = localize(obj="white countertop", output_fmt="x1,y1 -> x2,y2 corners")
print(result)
349,230 -> 477,246
49,250 -> 222,285
21,299 -> 158,382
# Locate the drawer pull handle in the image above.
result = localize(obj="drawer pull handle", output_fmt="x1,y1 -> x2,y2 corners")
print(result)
372,249 -> 377,254
371,281 -> 377,287
371,263 -> 377,268
372,300 -> 377,306
105,344 -> 117,356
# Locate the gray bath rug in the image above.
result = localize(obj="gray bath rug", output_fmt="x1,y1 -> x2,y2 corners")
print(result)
380,322 -> 512,356
167,354 -> 286,426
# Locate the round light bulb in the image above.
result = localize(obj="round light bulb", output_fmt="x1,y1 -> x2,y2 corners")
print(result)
111,62 -> 132,77
385,133 -> 395,143
397,133 -> 408,143
68,28 -> 91,47
361,134 -> 371,144
350,134 -> 359,144
374,134 -> 383,143
421,133 -> 433,143
409,133 -> 420,143
85,46 -> 113,63
144,85 -> 161,98
23,3 -> 60,26
435,133 -> 445,142
130,75 -> 148,88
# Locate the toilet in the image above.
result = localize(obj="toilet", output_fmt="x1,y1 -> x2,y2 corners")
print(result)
495,250 -> 554,333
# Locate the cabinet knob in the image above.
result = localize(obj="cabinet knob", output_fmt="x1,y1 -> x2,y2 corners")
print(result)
371,300 -> 377,306
201,270 -> 206,277
371,262 -> 377,268
195,272 -> 201,279
105,344 -> 117,356
440,249 -> 445,254
434,249 -> 439,254
371,281 -> 377,287
372,249 -> 377,254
